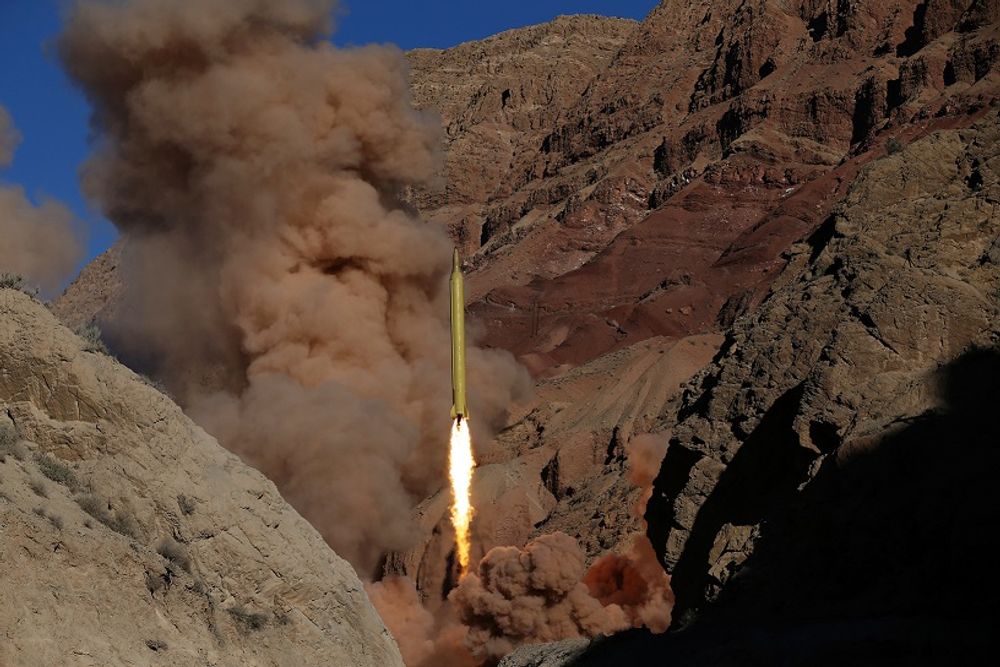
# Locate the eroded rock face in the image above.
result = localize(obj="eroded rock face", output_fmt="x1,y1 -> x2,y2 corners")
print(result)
647,112 -> 1000,624
0,290 -> 404,667
440,0 -> 999,376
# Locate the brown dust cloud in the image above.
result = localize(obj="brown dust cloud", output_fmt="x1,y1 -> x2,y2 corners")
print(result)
0,104 -> 83,295
57,0 -> 672,663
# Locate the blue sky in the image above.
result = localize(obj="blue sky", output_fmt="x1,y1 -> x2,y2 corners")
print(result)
0,0 -> 654,269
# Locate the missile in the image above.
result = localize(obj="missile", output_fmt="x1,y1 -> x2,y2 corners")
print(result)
450,249 -> 468,422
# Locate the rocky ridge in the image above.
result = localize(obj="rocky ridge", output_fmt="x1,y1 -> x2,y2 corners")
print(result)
649,109 -> 1000,622
0,290 -> 404,667
499,100 -> 1000,667
413,0 -> 1000,376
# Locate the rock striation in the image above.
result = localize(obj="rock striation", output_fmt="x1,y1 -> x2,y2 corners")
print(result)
413,0 -> 1000,377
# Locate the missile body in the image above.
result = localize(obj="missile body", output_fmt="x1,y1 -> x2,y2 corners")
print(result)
450,249 -> 469,421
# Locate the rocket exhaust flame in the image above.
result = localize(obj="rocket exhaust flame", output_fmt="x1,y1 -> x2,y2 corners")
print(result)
449,416 -> 475,574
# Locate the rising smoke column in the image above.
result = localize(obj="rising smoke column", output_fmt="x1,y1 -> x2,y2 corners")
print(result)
0,104 -> 84,295
57,0 -> 529,573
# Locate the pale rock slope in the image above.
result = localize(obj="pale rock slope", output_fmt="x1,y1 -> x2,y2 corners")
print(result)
0,290 -> 404,667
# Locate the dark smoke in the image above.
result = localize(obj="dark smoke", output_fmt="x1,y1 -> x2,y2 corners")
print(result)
58,0 -> 529,573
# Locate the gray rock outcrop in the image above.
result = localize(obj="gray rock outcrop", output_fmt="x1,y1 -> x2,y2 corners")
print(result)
0,290 -> 404,667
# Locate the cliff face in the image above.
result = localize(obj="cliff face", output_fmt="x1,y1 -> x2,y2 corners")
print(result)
498,101 -> 1000,667
0,290 -> 403,667
381,0 -> 1000,621
640,111 -> 1000,655
414,0 -> 1000,377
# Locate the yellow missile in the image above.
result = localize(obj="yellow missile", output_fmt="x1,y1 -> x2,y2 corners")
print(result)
450,249 -> 468,421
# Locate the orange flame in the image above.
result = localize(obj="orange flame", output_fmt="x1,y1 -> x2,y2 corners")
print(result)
448,417 -> 475,574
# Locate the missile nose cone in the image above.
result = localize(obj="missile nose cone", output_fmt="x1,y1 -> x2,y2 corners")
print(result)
452,248 -> 461,271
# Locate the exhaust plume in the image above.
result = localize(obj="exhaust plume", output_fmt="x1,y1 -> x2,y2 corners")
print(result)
450,532 -> 630,661
58,0 -> 528,574
0,105 -> 83,295
447,434 -> 675,661
449,417 -> 475,574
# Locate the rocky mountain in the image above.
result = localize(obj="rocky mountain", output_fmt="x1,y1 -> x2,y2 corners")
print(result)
649,109 -> 1000,628
501,99 -> 1000,667
408,0 -> 1000,379
44,0 -> 1000,664
0,289 -> 404,667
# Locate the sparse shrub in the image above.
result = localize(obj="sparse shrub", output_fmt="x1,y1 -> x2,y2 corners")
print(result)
75,324 -> 110,355
0,274 -> 39,299
30,507 -> 63,530
886,137 -> 904,154
138,373 -> 172,398
29,478 -> 48,498
75,492 -> 140,539
107,509 -> 140,539
0,490 -> 11,502
34,452 -> 78,489
145,639 -> 167,652
0,425 -> 26,462
0,274 -> 25,290
145,570 -> 167,595
76,493 -> 109,521
157,537 -> 192,573
227,605 -> 269,632
177,494 -> 196,515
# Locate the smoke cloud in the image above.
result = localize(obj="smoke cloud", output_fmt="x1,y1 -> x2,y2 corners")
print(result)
0,105 -> 21,167
0,105 -> 83,295
447,435 -> 674,661
449,532 -> 630,661
57,0 -> 528,575
584,536 -> 672,633
367,576 -> 476,667
626,433 -> 669,516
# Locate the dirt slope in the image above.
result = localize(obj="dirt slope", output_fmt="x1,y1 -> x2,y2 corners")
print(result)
0,289 -> 404,667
